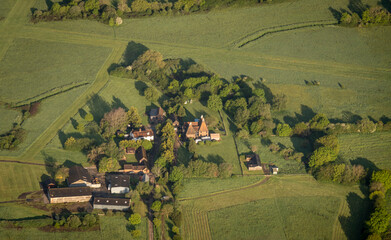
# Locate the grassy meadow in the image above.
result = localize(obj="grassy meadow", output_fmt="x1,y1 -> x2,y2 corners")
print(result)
0,162 -> 48,201
339,131 -> 391,171
179,176 -> 263,199
181,175 -> 369,240
0,106 -> 20,134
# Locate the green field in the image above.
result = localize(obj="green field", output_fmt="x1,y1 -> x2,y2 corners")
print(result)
0,106 -> 20,134
339,131 -> 391,171
181,175 -> 369,240
179,176 -> 263,199
0,0 -> 15,19
208,196 -> 340,240
0,162 -> 48,201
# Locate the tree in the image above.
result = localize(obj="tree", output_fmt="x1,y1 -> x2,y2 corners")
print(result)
141,140 -> 153,151
144,87 -> 159,102
82,214 -> 96,227
87,146 -> 105,163
84,0 -> 100,13
366,208 -> 391,234
67,215 -> 81,228
309,113 -> 330,131
188,138 -> 196,153
372,170 -> 391,191
153,217 -> 161,227
170,210 -> 182,227
276,123 -> 292,137
131,229 -> 142,238
207,95 -> 223,112
129,213 -> 141,225
84,113 -> 94,122
234,108 -> 250,127
314,135 -> 339,153
136,182 -> 153,196
54,167 -> 69,185
127,106 -> 142,128
250,119 -> 264,135
169,166 -> 184,183
98,157 -> 121,173
151,201 -> 162,212
100,107 -> 128,138
184,88 -> 193,99
218,163 -> 233,178
356,118 -> 376,133
293,122 -> 310,136
272,94 -> 287,111
177,105 -> 186,118
236,129 -> 249,139
152,165 -> 163,178
132,200 -> 148,217
308,147 -> 337,168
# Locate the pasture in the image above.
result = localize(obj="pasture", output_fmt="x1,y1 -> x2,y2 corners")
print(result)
179,176 -> 263,199
181,175 -> 369,240
339,131 -> 391,171
0,162 -> 47,201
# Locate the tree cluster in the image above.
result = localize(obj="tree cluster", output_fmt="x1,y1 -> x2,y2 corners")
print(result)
155,121 -> 176,168
0,126 -> 26,150
268,143 -> 304,162
64,136 -> 93,151
314,163 -> 366,184
366,170 -> 391,239
119,139 -> 153,151
53,213 -> 98,229
340,7 -> 391,27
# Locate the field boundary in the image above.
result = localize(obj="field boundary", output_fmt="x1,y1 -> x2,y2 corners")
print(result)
231,20 -> 337,48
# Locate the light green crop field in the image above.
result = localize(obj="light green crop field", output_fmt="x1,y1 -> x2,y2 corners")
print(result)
339,131 -> 391,171
0,38 -> 111,104
179,176 -> 263,199
236,136 -> 309,174
181,175 -> 369,240
0,162 -> 47,201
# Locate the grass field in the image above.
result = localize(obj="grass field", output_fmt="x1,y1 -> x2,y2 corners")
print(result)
208,196 -> 340,240
179,176 -> 263,199
0,106 -> 20,134
339,131 -> 391,171
181,175 -> 369,240
0,38 -> 111,104
0,203 -> 48,219
237,136 -> 308,174
0,162 -> 48,201
0,0 -> 15,19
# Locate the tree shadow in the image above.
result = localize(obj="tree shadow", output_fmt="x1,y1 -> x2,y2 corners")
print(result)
111,96 -> 128,111
62,160 -> 82,168
87,94 -> 111,124
70,117 -> 78,129
328,7 -> 342,20
381,0 -> 391,13
290,136 -> 312,155
135,80 -> 148,96
283,105 -> 316,126
253,81 -> 273,104
206,154 -> 224,165
45,0 -> 53,9
348,0 -> 369,17
122,41 -> 149,66
42,152 -> 58,178
380,115 -> 391,124
339,192 -> 370,240
78,109 -> 87,119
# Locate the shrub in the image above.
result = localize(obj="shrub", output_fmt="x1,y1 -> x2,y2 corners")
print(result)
98,157 -> 121,173
67,215 -> 81,228
129,213 -> 141,226
82,214 -> 96,227
309,113 -> 330,131
308,147 -> 337,168
151,201 -> 162,212
276,123 -> 292,136
144,87 -> 159,102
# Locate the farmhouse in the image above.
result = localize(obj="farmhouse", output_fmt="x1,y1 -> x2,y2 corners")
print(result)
184,115 -> 220,143
108,174 -> 130,194
47,187 -> 92,204
93,197 -> 130,211
149,107 -> 166,123
246,154 -> 262,171
136,146 -> 148,164
123,164 -> 150,174
130,128 -> 154,141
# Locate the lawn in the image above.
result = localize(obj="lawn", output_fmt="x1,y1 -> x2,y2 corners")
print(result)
0,38 -> 111,104
178,175 -> 263,199
339,131 -> 391,171
0,203 -> 48,219
181,175 -> 369,240
208,196 -> 340,240
236,136 -> 308,174
0,162 -> 48,201
0,0 -> 15,19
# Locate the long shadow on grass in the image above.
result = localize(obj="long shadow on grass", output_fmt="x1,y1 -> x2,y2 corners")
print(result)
339,192 -> 370,240
350,157 -> 379,176
348,0 -> 369,17
122,41 -> 149,66
87,94 -> 111,124
283,105 -> 316,126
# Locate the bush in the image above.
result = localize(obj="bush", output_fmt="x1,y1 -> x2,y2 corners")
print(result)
144,87 -> 159,101
129,213 -> 141,225
67,215 -> 81,228
308,147 -> 337,168
309,113 -> 330,131
64,137 -> 93,151
151,201 -> 162,212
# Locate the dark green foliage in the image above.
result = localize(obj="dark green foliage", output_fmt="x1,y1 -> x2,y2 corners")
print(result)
136,182 -> 153,196
293,122 -> 310,137
218,163 -> 233,178
82,214 -> 96,227
315,164 -> 366,183
207,95 -> 223,112
129,213 -> 142,225
170,210 -> 182,227
64,137 -> 93,151
314,134 -> 339,154
151,201 -> 162,212
144,87 -> 159,102
308,147 -> 337,168
339,7 -> 391,27
236,129 -> 249,139
309,113 -> 330,131
272,94 -> 287,111
0,127 -> 26,150
169,166 -> 184,183
188,138 -> 196,153
367,208 -> 391,234
67,215 -> 81,228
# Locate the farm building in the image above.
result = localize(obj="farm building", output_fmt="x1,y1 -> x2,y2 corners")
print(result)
185,115 -> 209,139
246,154 -> 262,171
68,165 -> 101,188
130,128 -> 154,141
47,187 -> 92,204
210,133 -> 221,141
136,146 -> 148,164
108,174 -> 130,194
93,197 -> 131,211
122,164 -> 150,174
149,107 -> 166,123
272,166 -> 279,175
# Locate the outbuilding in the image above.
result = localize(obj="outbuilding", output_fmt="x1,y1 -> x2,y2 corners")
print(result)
93,197 -> 131,211
108,174 -> 130,194
47,187 -> 92,204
